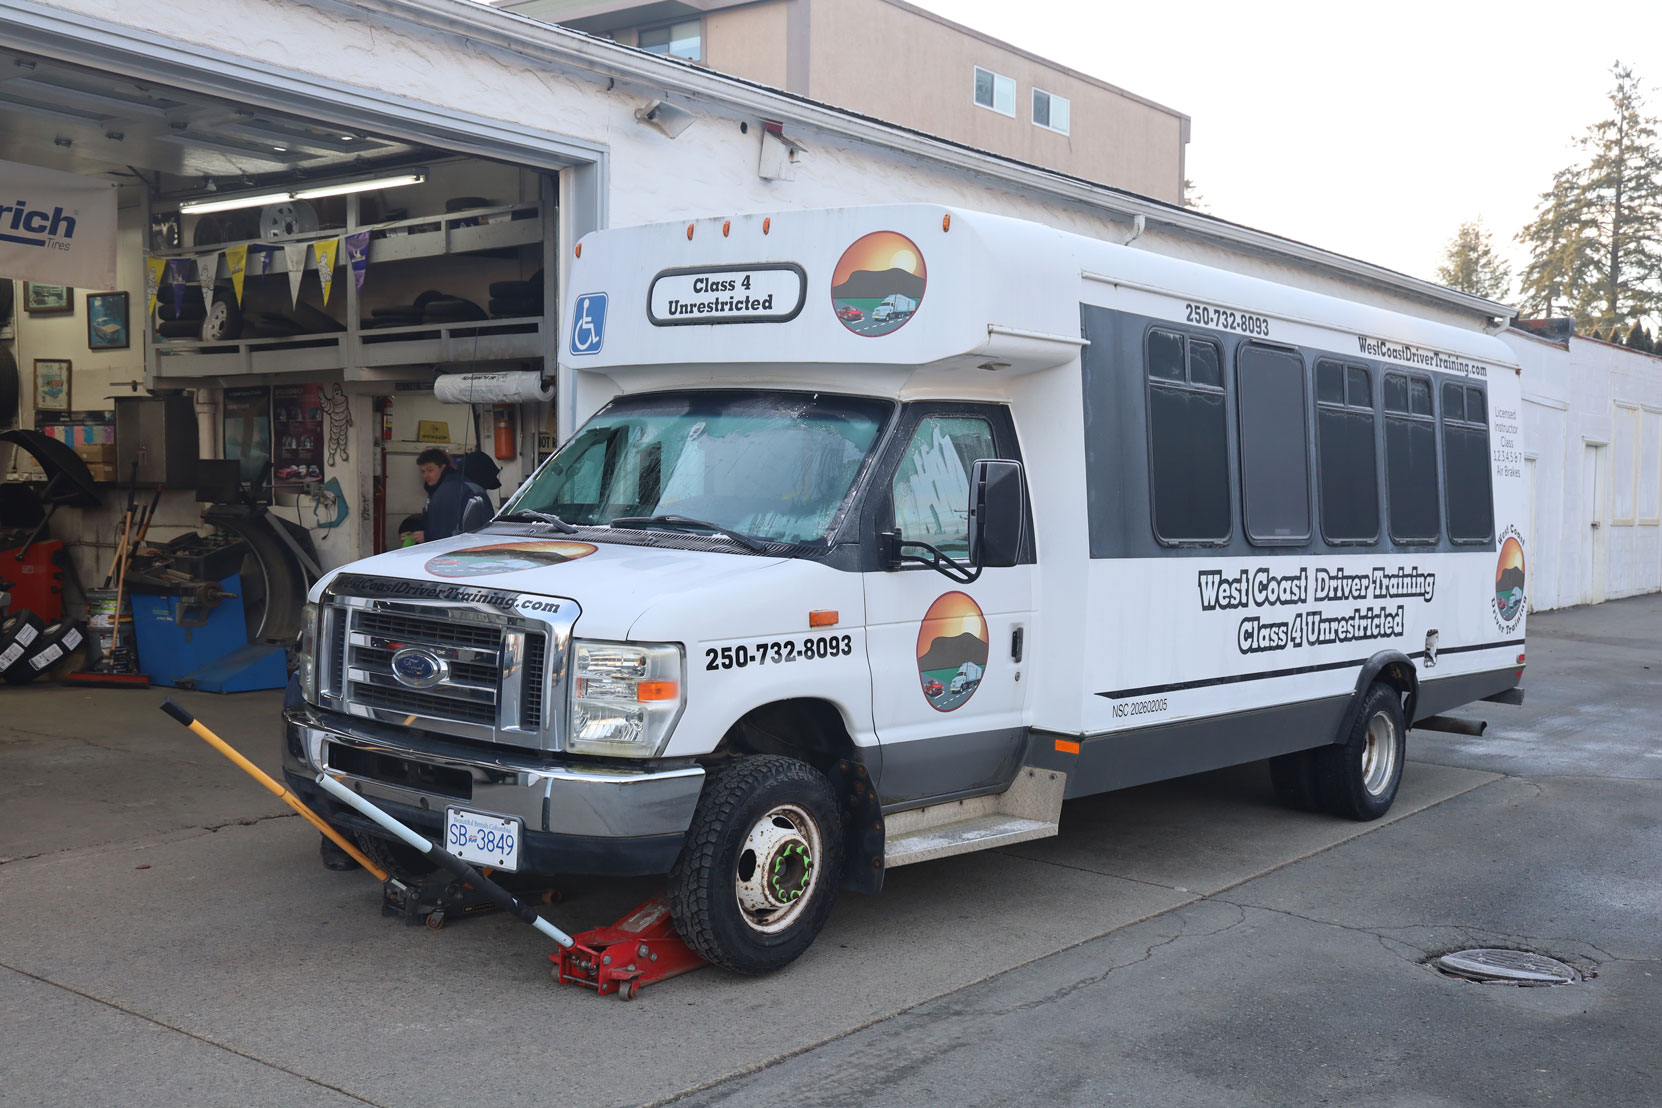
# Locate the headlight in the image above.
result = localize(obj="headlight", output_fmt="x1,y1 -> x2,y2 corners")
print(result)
295,602 -> 319,702
567,640 -> 684,758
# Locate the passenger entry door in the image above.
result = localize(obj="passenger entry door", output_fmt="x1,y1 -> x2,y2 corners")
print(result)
863,406 -> 1035,807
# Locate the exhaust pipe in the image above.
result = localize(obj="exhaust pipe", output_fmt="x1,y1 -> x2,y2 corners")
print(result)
1415,714 -> 1487,737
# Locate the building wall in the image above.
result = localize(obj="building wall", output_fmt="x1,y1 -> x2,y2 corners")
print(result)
1502,330 -> 1662,612
704,2 -> 790,91
806,0 -> 1186,202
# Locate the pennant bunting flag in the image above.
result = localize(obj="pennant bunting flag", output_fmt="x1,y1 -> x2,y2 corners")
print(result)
345,231 -> 371,291
225,245 -> 249,305
143,256 -> 167,318
313,236 -> 341,305
195,253 -> 219,312
284,243 -> 308,307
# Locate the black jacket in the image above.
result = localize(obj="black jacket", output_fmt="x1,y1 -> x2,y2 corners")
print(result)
423,467 -> 492,541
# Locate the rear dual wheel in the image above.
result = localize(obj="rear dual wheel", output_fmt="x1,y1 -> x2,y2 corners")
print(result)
668,755 -> 843,975
1271,681 -> 1405,821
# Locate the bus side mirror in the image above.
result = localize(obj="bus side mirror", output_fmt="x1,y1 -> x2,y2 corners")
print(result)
968,459 -> 1025,569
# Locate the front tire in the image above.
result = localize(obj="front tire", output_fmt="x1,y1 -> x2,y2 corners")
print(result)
1314,682 -> 1406,821
668,755 -> 843,975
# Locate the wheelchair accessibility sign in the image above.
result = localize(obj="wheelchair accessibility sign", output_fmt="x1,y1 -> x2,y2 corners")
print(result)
569,293 -> 607,355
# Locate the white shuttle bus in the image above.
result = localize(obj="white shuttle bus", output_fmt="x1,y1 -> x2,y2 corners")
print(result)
285,205 -> 1527,973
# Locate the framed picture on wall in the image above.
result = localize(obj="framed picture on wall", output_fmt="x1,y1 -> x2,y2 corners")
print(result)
86,291 -> 130,350
34,359 -> 71,413
24,283 -> 73,314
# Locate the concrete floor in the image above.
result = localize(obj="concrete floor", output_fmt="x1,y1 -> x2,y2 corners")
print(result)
0,599 -> 1657,1107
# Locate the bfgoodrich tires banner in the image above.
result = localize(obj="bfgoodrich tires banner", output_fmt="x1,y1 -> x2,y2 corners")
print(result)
0,159 -> 117,290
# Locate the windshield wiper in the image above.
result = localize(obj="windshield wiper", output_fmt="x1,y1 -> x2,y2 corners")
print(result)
497,509 -> 579,534
609,514 -> 767,552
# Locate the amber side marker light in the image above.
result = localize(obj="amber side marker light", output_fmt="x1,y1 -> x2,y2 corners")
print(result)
809,610 -> 838,627
637,681 -> 679,702
1054,739 -> 1080,754
686,223 -> 695,241
942,213 -> 951,232
574,242 -> 582,258
762,217 -> 771,234
722,220 -> 731,237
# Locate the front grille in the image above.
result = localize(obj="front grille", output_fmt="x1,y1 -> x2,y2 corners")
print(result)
341,607 -> 503,731
354,610 -> 501,650
319,580 -> 573,750
522,633 -> 547,730
349,682 -> 498,725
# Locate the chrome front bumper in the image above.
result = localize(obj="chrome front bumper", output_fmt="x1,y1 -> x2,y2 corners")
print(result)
283,703 -> 704,841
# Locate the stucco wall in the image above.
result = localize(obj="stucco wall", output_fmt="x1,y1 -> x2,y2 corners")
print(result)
704,1 -> 789,91
1503,330 -> 1662,611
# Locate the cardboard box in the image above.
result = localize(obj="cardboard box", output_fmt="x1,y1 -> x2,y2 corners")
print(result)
74,443 -> 117,465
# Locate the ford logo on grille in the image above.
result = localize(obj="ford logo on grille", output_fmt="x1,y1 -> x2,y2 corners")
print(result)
390,647 -> 449,689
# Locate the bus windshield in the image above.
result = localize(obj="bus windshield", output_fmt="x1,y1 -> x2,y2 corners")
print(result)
503,391 -> 893,545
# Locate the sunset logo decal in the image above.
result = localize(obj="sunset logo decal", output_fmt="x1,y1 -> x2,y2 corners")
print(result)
1494,529 -> 1526,629
916,591 -> 989,712
831,230 -> 926,337
425,541 -> 598,578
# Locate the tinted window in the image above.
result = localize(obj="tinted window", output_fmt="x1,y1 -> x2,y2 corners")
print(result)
1384,372 -> 1439,542
1237,345 -> 1310,543
1442,381 -> 1493,543
1315,360 -> 1379,543
1146,329 -> 1230,543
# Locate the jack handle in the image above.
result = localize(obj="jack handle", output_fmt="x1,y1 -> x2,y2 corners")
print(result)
157,698 -> 390,882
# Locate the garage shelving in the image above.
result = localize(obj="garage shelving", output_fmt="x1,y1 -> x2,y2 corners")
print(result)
148,201 -> 549,381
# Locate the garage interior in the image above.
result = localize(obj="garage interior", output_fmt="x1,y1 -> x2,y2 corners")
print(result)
0,46 -> 560,691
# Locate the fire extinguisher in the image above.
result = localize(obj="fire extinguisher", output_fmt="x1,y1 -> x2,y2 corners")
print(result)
493,403 -> 516,460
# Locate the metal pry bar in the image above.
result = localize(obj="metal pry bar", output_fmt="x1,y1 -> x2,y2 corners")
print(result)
314,772 -> 582,951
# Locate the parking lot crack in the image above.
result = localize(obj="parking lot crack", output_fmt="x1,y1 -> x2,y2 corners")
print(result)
0,961 -> 389,1106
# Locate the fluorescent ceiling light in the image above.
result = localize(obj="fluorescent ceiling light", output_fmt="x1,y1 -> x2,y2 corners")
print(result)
178,171 -> 427,214
180,191 -> 292,214
292,172 -> 425,200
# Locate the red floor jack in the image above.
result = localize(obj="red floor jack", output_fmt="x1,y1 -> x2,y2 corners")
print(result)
158,699 -> 708,1001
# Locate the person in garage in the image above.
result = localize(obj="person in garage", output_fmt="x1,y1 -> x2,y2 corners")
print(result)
401,447 -> 493,544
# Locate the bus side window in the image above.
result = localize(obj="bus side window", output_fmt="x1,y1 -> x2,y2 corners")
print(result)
1146,329 -> 1230,544
1383,372 -> 1440,543
1236,344 -> 1311,543
1442,381 -> 1494,542
1315,360 -> 1379,544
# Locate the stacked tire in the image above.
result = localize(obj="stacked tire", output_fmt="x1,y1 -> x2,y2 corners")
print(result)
488,270 -> 543,318
0,611 -> 87,685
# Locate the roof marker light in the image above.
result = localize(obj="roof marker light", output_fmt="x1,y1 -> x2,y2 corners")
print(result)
722,220 -> 731,237
574,242 -> 582,258
686,223 -> 695,241
762,217 -> 771,235
942,213 -> 951,231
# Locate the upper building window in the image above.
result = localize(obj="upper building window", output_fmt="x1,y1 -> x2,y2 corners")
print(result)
973,66 -> 1016,117
639,19 -> 701,61
1032,88 -> 1071,134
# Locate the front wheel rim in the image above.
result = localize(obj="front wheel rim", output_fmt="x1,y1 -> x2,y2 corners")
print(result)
733,803 -> 822,935
1361,710 -> 1399,796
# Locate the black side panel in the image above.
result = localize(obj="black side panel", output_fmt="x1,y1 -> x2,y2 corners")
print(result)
1413,667 -> 1520,721
1059,695 -> 1350,799
875,726 -> 1028,809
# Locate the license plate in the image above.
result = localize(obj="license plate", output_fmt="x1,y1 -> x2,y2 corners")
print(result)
444,807 -> 521,872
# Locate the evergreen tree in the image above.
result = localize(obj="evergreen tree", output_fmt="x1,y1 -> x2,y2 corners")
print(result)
1436,219 -> 1511,299
1518,64 -> 1662,330
1516,166 -> 1599,320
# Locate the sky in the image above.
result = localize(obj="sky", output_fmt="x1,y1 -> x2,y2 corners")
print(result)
909,0 -> 1662,293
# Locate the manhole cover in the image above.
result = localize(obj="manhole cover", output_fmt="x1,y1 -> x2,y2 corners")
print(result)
1434,948 -> 1580,985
